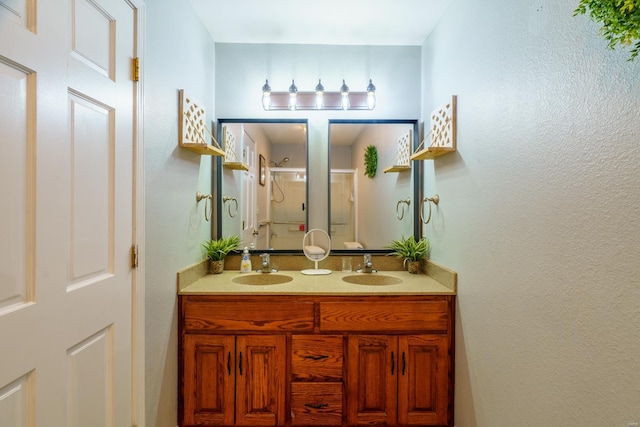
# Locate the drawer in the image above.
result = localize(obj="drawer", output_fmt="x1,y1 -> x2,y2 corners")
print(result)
291,382 -> 343,426
319,300 -> 449,333
292,335 -> 344,381
183,299 -> 315,332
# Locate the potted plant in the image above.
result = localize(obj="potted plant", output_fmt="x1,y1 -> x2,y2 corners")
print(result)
385,236 -> 430,274
202,235 -> 241,274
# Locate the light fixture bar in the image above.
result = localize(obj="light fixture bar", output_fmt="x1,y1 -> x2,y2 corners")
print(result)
262,79 -> 376,111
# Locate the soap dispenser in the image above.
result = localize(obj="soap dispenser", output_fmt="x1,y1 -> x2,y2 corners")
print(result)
240,247 -> 252,273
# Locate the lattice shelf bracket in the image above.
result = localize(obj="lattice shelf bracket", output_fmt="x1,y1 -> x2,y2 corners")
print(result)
178,89 -> 225,156
411,95 -> 457,160
384,128 -> 412,173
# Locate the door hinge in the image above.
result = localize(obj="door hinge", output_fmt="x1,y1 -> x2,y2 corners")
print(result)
131,244 -> 139,269
132,57 -> 140,82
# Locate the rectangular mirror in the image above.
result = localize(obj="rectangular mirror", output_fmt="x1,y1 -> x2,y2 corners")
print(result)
329,120 -> 421,252
215,119 -> 308,251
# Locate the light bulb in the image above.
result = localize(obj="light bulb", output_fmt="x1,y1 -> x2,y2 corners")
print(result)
288,79 -> 298,110
262,79 -> 271,110
315,79 -> 324,109
340,79 -> 350,110
366,79 -> 376,110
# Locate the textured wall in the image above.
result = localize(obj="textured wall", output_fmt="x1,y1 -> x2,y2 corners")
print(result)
144,1 -> 216,425
421,1 -> 640,425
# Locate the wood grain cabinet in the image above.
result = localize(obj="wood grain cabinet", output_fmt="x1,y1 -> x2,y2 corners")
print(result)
179,295 -> 455,427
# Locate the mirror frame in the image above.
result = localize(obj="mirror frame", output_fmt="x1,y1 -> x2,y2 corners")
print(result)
327,119 -> 422,255
214,118 -> 309,254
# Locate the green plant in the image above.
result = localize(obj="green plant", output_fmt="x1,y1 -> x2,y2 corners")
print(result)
385,236 -> 430,262
202,235 -> 241,261
574,0 -> 640,60
364,145 -> 378,178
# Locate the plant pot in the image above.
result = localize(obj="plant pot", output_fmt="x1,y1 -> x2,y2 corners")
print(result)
209,259 -> 224,274
406,260 -> 421,274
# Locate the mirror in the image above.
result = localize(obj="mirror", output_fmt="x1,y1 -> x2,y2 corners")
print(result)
215,119 -> 308,251
329,120 -> 421,251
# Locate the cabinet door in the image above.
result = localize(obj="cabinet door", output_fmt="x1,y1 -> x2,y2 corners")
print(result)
346,335 -> 397,425
183,335 -> 235,425
236,335 -> 286,426
397,335 -> 450,426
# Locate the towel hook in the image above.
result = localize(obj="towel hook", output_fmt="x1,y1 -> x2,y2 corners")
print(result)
420,194 -> 440,224
222,195 -> 238,218
396,198 -> 411,220
196,192 -> 213,221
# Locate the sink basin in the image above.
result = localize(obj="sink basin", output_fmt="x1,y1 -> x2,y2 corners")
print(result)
232,274 -> 293,286
341,274 -> 403,286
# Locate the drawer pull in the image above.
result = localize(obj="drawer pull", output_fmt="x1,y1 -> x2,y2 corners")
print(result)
304,354 -> 329,361
239,351 -> 243,375
227,352 -> 231,376
391,351 -> 395,375
402,351 -> 406,375
305,403 -> 329,409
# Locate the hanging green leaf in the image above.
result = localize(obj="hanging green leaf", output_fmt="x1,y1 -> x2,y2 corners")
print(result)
574,0 -> 640,61
364,145 -> 378,178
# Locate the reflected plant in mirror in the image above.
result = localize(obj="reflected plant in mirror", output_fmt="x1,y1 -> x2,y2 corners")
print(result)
329,120 -> 421,251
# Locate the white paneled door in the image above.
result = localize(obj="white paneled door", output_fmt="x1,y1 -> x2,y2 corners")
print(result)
0,0 -> 140,426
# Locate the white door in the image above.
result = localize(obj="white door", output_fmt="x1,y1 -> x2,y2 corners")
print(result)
0,0 -> 139,426
241,133 -> 257,247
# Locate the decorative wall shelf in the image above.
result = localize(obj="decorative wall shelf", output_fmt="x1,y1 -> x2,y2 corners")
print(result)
384,128 -> 412,173
223,162 -> 249,171
178,89 -> 224,156
222,126 -> 249,171
411,95 -> 457,160
383,165 -> 411,173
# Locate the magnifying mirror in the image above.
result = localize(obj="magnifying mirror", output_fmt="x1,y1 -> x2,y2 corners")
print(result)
301,229 -> 332,275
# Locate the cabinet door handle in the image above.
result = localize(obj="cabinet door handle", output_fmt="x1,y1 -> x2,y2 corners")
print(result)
304,354 -> 329,360
305,403 -> 328,409
402,351 -> 406,376
227,352 -> 231,376
391,351 -> 395,375
239,351 -> 243,375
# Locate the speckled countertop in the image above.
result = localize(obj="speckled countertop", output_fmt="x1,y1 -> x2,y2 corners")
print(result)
178,256 -> 456,295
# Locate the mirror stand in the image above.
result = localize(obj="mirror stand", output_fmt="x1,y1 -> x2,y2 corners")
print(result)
301,229 -> 332,275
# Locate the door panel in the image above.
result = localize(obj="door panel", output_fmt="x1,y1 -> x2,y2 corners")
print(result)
236,336 -> 286,426
183,335 -> 235,426
346,335 -> 397,426
0,0 -> 138,425
397,335 -> 450,426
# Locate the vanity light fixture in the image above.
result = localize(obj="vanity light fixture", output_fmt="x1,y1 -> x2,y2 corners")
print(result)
261,79 -> 376,110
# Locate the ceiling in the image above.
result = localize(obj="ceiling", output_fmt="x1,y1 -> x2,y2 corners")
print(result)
187,0 -> 450,46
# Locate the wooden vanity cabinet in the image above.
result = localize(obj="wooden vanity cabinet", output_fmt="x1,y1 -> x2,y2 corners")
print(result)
179,295 -> 454,427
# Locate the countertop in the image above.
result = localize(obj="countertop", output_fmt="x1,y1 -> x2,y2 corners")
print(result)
178,259 -> 456,296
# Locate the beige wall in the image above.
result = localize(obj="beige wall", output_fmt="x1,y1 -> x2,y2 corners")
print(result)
422,1 -> 640,425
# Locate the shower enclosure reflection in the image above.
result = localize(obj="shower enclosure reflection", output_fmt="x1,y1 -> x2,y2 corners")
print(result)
215,119 -> 308,250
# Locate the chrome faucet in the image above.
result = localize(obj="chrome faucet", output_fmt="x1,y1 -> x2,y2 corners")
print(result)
259,253 -> 273,273
359,253 -> 377,273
